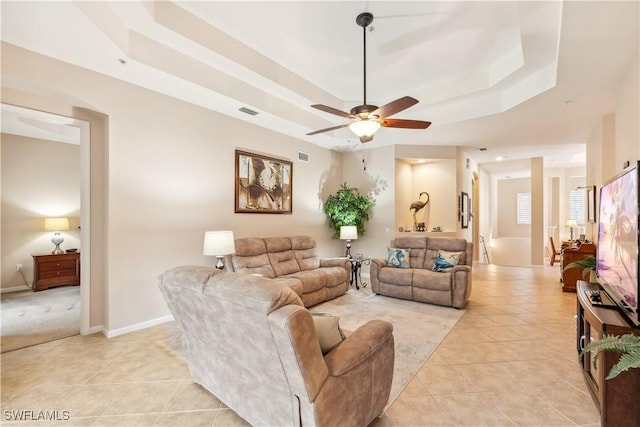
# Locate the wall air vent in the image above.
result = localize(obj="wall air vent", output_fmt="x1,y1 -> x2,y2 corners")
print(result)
238,107 -> 258,116
298,151 -> 310,162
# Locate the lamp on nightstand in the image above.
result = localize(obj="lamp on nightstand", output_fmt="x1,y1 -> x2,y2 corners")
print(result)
44,217 -> 70,254
203,230 -> 236,270
340,225 -> 358,259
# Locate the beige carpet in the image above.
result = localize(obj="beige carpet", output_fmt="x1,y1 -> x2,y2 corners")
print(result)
1,286 -> 80,353
311,285 -> 464,410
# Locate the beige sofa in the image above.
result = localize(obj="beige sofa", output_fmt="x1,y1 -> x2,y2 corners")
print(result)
158,265 -> 395,427
370,236 -> 472,308
228,235 -> 349,307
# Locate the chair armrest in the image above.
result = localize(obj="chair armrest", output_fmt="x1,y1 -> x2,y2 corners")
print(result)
320,257 -> 350,269
323,320 -> 393,376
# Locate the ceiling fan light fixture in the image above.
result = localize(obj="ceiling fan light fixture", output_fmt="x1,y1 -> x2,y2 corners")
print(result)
349,119 -> 381,138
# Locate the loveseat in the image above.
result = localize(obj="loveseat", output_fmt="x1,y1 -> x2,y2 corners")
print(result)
228,235 -> 349,307
370,236 -> 472,308
158,265 -> 395,427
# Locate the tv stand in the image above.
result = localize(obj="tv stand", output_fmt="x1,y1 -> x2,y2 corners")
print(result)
577,281 -> 640,426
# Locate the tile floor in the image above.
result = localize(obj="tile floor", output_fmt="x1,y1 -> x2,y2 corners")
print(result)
1,263 -> 600,426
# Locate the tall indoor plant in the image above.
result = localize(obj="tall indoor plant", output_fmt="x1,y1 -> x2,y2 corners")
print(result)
324,183 -> 373,238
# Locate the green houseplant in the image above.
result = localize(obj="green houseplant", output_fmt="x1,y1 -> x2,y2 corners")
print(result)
563,255 -> 596,280
324,183 -> 374,238
581,333 -> 640,379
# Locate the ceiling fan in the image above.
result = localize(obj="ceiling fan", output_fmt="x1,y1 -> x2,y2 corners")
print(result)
307,12 -> 432,143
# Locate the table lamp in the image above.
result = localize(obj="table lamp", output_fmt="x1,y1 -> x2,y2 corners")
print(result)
44,217 -> 70,254
340,225 -> 358,259
203,230 -> 236,270
566,219 -> 578,246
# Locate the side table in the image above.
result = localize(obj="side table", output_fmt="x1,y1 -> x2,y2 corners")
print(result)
349,257 -> 371,290
32,252 -> 80,292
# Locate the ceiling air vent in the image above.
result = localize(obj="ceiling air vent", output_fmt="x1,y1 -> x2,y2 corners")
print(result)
238,107 -> 258,116
298,151 -> 310,162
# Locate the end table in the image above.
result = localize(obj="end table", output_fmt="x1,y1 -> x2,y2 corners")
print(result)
349,256 -> 371,290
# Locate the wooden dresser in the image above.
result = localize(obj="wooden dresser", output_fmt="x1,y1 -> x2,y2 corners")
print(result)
32,252 -> 80,292
562,242 -> 596,292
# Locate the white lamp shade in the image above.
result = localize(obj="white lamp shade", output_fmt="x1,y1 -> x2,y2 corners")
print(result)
565,219 -> 578,228
203,231 -> 236,256
340,225 -> 358,240
349,119 -> 381,138
44,217 -> 70,231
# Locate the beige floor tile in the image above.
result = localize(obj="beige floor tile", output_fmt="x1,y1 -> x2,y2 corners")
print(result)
162,380 -> 222,412
91,413 -> 158,426
151,410 -> 217,426
387,394 -> 455,426
101,381 -> 181,416
211,408 -> 250,426
432,392 -> 516,426
415,365 -> 478,395
398,376 -> 430,396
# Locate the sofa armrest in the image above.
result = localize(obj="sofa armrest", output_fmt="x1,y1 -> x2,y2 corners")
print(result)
323,320 -> 393,376
449,264 -> 471,273
371,258 -> 387,268
319,257 -> 350,269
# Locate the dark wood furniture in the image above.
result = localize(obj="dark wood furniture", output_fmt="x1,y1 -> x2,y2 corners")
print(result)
32,252 -> 80,292
562,241 -> 596,292
577,281 -> 640,427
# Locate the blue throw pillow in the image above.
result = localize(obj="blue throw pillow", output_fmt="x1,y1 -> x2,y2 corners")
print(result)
433,250 -> 462,272
387,247 -> 411,268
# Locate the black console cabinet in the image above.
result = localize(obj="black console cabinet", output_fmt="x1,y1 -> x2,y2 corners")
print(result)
577,281 -> 640,427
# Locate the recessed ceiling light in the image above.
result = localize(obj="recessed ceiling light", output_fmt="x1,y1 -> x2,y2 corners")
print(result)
495,156 -> 504,161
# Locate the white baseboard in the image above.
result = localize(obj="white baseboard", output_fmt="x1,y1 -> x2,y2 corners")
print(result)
1,285 -> 32,293
103,314 -> 175,338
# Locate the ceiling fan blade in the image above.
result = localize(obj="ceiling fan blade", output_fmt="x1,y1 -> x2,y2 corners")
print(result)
370,96 -> 419,119
311,104 -> 353,119
381,118 -> 432,129
306,123 -> 350,136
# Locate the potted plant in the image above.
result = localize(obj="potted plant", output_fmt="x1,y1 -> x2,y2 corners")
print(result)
563,255 -> 596,282
581,333 -> 640,379
324,183 -> 374,238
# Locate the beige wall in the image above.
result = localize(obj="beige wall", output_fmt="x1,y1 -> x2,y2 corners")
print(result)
1,42 -> 344,333
1,134 -> 81,288
496,177 -> 531,238
410,160 -> 456,233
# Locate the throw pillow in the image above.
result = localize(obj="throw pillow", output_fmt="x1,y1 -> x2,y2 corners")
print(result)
387,247 -> 411,268
433,250 -> 463,272
311,312 -> 346,354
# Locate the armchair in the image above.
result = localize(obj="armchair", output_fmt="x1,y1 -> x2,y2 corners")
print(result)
158,265 -> 395,427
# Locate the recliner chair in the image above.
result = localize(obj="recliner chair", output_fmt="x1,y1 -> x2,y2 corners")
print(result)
158,265 -> 395,427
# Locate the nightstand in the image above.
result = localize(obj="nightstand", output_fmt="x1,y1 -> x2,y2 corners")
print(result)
32,252 -> 80,292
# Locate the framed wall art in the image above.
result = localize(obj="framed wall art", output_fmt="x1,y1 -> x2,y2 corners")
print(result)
235,150 -> 293,214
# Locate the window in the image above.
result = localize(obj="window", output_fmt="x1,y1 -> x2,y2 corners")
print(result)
517,192 -> 531,224
569,189 -> 585,223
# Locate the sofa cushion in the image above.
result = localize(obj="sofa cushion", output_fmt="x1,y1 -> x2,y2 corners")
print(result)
387,247 -> 411,268
232,253 -> 276,278
321,267 -> 348,288
273,277 -> 304,296
378,267 -> 413,285
433,250 -> 462,272
412,269 -> 452,291
291,236 -> 321,271
283,269 -> 326,294
311,312 -> 346,354
391,236 -> 427,268
264,237 -> 301,276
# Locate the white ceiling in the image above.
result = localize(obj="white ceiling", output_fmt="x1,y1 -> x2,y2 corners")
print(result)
1,1 -> 638,175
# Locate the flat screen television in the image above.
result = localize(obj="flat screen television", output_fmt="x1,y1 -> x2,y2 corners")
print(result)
596,161 -> 640,327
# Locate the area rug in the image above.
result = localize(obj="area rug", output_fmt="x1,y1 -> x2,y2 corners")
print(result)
311,285 -> 464,409
1,286 -> 80,353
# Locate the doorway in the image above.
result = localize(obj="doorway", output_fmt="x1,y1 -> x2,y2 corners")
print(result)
1,103 -> 91,350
